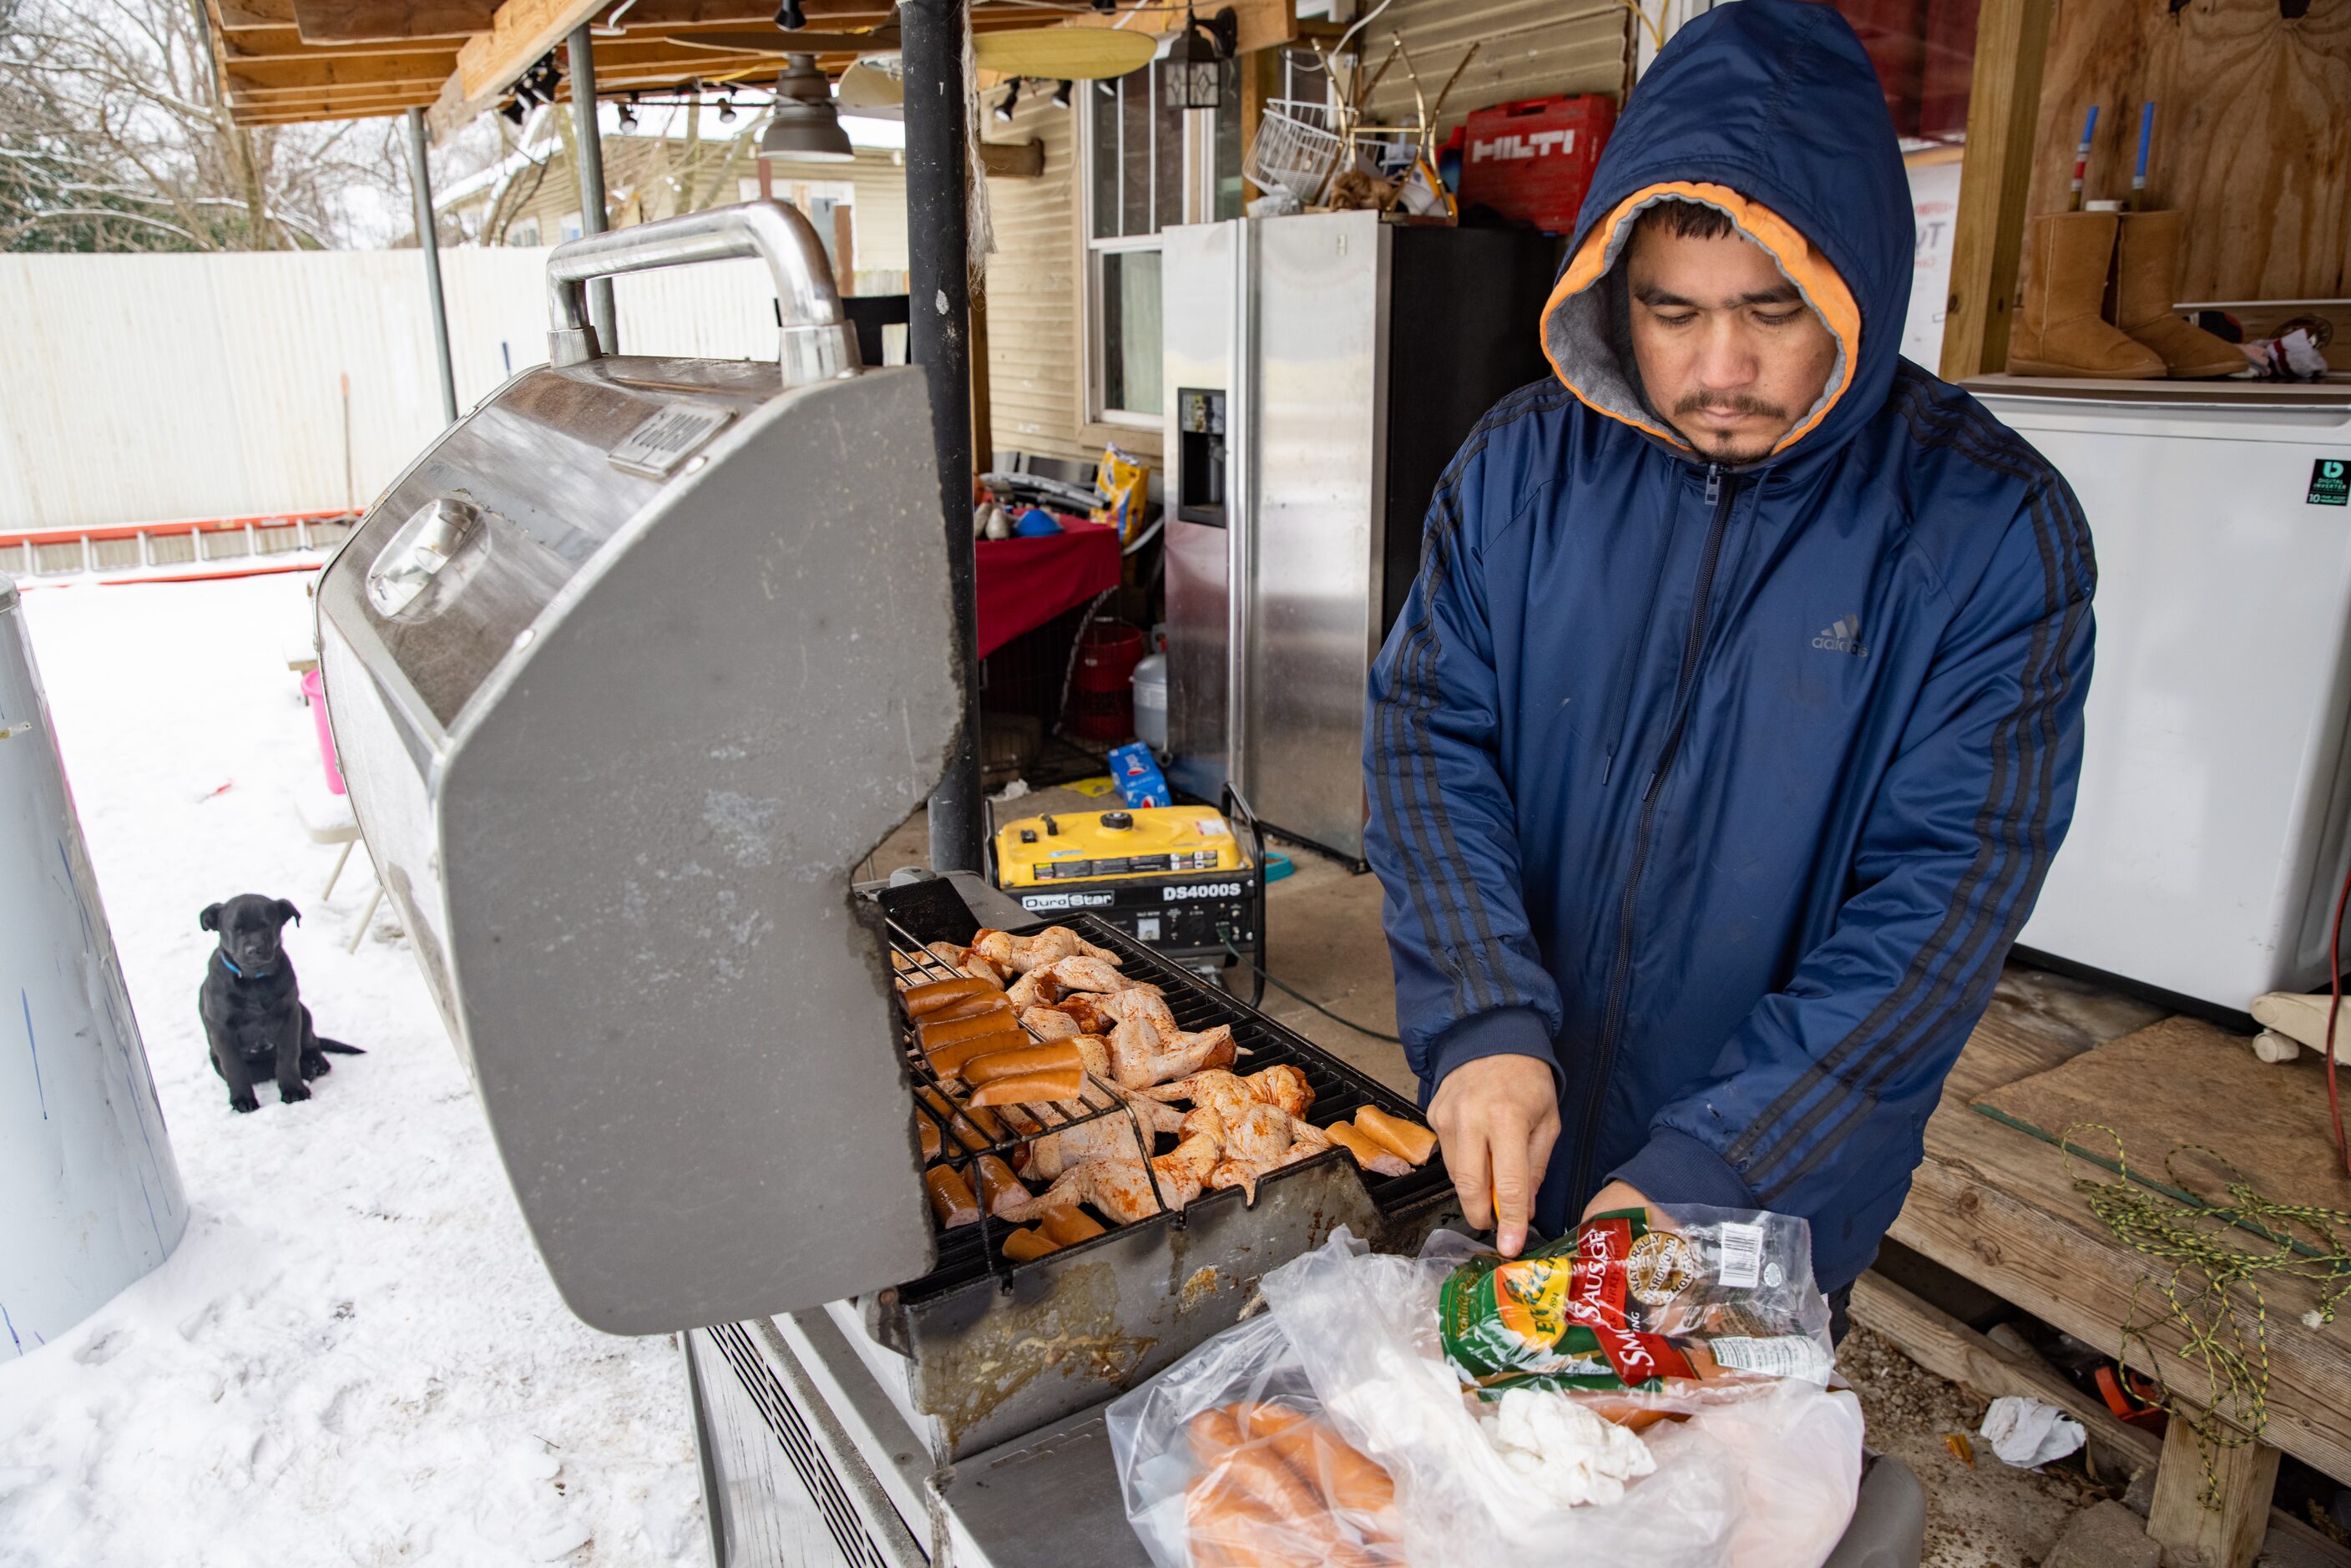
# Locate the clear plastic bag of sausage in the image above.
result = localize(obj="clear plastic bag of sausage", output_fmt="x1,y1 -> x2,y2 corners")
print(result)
1107,1225 -> 1864,1568
1430,1205 -> 1838,1420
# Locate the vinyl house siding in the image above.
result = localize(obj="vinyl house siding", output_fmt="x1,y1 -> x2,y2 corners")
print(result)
975,0 -> 1630,468
981,93 -> 1095,467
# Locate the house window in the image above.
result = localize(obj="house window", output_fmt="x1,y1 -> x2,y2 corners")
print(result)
1081,58 -> 1241,426
509,216 -> 541,246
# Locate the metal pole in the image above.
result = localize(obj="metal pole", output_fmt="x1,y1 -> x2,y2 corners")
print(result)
403,108 -> 459,425
565,23 -> 618,354
903,0 -> 983,874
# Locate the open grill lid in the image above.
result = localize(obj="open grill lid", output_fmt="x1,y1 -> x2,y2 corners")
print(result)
315,204 -> 957,1334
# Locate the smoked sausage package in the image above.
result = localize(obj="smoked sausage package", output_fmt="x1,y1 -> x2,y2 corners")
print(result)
1108,1221 -> 1863,1568
1438,1206 -> 1836,1418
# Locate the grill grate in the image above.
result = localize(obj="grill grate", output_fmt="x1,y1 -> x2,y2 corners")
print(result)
888,915 -> 1169,1281
895,913 -> 1450,1302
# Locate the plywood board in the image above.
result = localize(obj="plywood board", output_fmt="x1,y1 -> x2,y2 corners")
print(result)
2016,0 -> 2351,305
1889,1095 -> 2351,1484
1974,1014 -> 2351,1216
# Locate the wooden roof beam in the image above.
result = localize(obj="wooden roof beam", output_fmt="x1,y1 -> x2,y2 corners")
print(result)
223,28 -> 465,60
213,0 -> 297,30
293,0 -> 498,42
230,54 -> 468,93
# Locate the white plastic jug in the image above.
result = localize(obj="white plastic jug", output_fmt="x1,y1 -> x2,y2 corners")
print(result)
1131,651 -> 1168,752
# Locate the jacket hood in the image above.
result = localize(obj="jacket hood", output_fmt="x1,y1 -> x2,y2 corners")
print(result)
1540,0 -> 1913,464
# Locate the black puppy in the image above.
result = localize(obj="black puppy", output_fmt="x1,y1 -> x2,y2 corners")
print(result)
199,894 -> 362,1113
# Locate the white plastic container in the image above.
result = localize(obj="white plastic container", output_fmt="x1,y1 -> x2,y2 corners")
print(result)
0,576 -> 187,1354
1131,651 -> 1168,753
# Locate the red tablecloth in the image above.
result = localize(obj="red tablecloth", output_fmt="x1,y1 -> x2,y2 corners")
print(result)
974,518 -> 1121,658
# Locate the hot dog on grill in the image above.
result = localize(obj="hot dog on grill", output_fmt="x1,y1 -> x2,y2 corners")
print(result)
1323,1122 -> 1413,1177
928,991 -> 1015,1024
966,1065 -> 1086,1106
923,1165 -> 978,1227
1039,1205 -> 1105,1247
1351,1106 -> 1437,1167
916,1086 -> 993,1153
900,976 -> 999,1017
1000,1226 -> 1061,1262
926,1028 -> 1031,1077
918,1006 -> 1018,1050
973,1153 -> 1029,1213
959,1039 -> 1084,1088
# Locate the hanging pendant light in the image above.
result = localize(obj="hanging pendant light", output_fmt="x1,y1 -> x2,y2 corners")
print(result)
760,53 -> 854,161
1168,7 -> 1236,112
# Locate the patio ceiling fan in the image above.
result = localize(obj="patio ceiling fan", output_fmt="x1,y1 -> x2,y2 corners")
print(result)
669,13 -> 1160,80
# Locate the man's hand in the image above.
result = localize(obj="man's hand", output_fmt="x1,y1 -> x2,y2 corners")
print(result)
1428,1054 -> 1560,1257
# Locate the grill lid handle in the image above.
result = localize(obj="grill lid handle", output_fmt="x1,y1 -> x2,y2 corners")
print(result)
544,200 -> 858,382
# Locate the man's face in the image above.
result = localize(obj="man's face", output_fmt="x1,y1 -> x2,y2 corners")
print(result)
1625,220 -> 1838,465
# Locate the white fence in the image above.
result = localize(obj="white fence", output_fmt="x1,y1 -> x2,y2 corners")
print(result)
0,247 -> 802,532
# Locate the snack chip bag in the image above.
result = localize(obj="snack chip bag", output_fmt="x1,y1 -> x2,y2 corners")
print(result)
1091,445 -> 1150,544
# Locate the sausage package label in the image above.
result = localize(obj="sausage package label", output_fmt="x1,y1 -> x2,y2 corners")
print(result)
1438,1206 -> 1833,1401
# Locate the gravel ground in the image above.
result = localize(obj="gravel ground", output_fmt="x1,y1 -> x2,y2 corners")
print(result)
1843,1326 -> 2099,1568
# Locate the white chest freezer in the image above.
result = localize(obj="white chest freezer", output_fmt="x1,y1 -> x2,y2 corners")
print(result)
1972,377 -> 2351,1012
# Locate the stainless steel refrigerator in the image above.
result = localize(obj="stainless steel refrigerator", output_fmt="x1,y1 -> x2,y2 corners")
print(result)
1159,210 -> 1556,863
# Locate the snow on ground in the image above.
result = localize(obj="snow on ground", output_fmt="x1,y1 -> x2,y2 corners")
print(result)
0,575 -> 705,1567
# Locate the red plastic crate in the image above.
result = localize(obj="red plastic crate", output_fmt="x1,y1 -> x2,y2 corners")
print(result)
1458,95 -> 1617,235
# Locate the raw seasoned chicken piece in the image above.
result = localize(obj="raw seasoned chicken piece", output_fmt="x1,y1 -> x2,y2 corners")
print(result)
1098,985 -> 1180,1041
1022,1115 -> 1149,1181
1057,994 -> 1116,1034
1242,1065 -> 1314,1120
927,940 -> 1007,984
999,1132 -> 1221,1226
1208,1160 -> 1264,1205
1223,1102 -> 1295,1166
1206,1113 -> 1337,1207
972,928 -> 1017,972
1118,1087 -> 1190,1137
1020,1005 -> 1082,1041
1145,1068 -> 1255,1124
1044,955 -> 1130,994
1107,1019 -> 1237,1089
1074,934 -> 1125,966
1012,925 -> 1080,972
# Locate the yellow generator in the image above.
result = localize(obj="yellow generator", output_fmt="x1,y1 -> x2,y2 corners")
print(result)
990,796 -> 1265,999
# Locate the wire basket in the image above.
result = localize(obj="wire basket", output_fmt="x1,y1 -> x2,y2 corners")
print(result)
1245,109 -> 1347,205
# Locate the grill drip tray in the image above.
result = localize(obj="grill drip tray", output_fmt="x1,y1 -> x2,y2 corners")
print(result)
856,908 -> 1458,1464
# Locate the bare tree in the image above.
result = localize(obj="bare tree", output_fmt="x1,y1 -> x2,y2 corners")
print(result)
0,0 -> 416,251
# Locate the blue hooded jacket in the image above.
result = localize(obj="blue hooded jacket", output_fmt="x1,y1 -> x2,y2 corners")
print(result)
1363,0 -> 2095,1290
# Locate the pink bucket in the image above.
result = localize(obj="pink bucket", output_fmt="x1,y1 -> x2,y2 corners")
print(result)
301,668 -> 346,795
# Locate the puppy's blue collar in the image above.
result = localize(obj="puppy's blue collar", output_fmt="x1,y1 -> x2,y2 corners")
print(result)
219,953 -> 270,979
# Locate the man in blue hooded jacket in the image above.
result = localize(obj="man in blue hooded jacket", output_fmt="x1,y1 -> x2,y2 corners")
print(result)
1363,0 -> 2094,1298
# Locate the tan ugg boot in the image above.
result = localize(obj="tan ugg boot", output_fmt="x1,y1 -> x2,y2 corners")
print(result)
2006,211 -> 2164,378
2113,210 -> 2248,378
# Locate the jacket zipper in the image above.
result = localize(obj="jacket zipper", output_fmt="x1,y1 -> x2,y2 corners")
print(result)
1573,463 -> 1741,1202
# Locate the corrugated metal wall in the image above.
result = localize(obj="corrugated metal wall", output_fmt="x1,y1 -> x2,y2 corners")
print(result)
0,249 -> 810,531
1365,0 -> 1630,134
